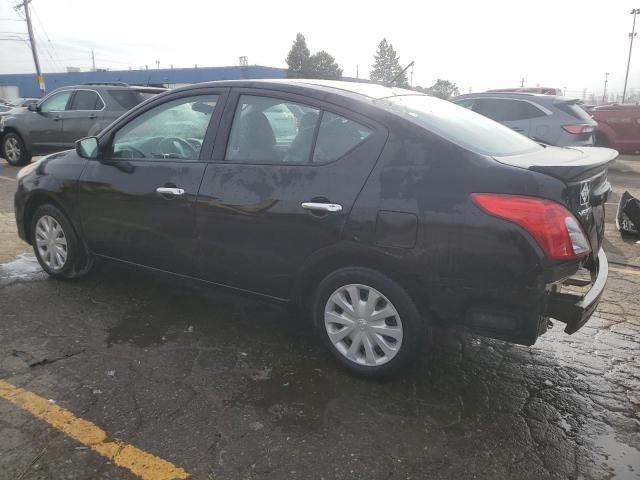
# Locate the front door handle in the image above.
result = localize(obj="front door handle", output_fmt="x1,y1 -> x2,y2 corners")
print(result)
156,187 -> 185,197
301,202 -> 342,213
88,114 -> 97,119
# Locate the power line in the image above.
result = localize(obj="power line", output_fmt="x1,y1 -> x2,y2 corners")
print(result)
29,2 -> 63,71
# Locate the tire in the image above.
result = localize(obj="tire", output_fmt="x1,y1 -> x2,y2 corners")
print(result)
2,132 -> 32,166
30,204 -> 93,279
313,267 -> 425,377
595,132 -> 609,148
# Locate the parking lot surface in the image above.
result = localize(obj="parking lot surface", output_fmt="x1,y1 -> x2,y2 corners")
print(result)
1,156 -> 639,479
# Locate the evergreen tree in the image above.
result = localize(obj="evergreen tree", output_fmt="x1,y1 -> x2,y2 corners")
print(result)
286,33 -> 311,78
370,38 -> 409,87
308,51 -> 343,80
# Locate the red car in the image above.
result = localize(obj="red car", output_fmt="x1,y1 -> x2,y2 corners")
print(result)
590,104 -> 640,154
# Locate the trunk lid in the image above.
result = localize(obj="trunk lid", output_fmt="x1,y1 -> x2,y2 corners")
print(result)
495,146 -> 617,256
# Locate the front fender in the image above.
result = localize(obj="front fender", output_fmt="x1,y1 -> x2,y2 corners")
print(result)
17,151 -> 88,243
1,117 -> 32,153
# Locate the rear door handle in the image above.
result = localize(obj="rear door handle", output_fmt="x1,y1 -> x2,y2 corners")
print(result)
88,114 -> 97,119
301,202 -> 342,213
156,187 -> 185,197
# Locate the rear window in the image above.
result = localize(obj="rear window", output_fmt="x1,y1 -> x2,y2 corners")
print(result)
554,101 -> 593,121
472,98 -> 546,121
70,90 -> 104,110
108,90 -> 157,110
377,95 -> 542,157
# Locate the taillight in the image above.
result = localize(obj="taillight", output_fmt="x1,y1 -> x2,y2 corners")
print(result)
562,124 -> 595,135
471,194 -> 591,260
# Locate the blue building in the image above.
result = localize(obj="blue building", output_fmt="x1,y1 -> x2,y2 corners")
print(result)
0,65 -> 287,98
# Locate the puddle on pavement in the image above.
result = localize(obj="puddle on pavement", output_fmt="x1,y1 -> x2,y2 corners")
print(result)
592,432 -> 640,479
0,253 -> 43,285
229,354 -> 461,431
106,294 -> 245,348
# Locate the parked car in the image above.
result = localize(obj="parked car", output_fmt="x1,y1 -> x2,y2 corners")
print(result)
1,83 -> 166,166
0,98 -> 40,120
7,97 -> 40,108
588,104 -> 640,154
486,87 -> 564,95
452,92 -> 597,147
14,80 -> 613,376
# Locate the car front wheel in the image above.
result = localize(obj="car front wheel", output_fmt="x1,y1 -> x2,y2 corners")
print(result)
31,204 -> 93,279
2,132 -> 32,166
314,267 -> 424,377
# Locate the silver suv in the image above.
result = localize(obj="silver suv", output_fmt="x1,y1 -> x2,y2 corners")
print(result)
452,92 -> 597,147
0,83 -> 166,166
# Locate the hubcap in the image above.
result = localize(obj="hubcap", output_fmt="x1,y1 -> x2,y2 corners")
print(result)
4,137 -> 20,162
324,284 -> 403,366
35,215 -> 68,271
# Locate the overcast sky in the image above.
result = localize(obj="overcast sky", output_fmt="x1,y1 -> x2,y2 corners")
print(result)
0,0 -> 638,98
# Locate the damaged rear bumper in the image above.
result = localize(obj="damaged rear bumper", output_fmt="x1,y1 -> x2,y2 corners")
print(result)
547,249 -> 608,334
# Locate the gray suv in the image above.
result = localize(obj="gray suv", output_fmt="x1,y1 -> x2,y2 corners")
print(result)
452,92 -> 597,147
0,83 -> 166,165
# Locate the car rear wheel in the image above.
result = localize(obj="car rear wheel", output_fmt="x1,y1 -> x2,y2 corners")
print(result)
314,267 -> 424,377
594,132 -> 609,148
31,204 -> 93,279
2,132 -> 32,166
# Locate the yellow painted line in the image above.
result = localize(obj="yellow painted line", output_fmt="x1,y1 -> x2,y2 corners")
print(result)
0,175 -> 16,182
0,380 -> 189,480
609,265 -> 640,276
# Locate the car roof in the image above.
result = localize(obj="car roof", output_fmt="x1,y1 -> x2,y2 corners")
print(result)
452,92 -> 584,105
172,79 -> 421,102
454,92 -> 560,101
592,103 -> 640,111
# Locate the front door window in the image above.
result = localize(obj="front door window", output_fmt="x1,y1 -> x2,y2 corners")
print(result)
40,91 -> 72,112
111,95 -> 219,161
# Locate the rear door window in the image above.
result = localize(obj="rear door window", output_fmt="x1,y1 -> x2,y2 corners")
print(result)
225,95 -> 372,164
473,99 -> 535,121
225,95 -> 321,163
70,90 -> 104,111
521,102 -> 546,119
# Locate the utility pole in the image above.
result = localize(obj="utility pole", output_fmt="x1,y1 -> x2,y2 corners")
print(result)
602,72 -> 610,104
622,9 -> 639,103
91,50 -> 96,72
582,88 -> 587,102
155,60 -> 160,70
15,0 -> 45,95
520,77 -> 525,87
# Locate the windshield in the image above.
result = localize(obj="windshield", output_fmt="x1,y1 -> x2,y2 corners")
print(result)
376,95 -> 542,157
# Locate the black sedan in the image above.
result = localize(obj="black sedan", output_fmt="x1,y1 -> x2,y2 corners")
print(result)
14,80 -> 614,376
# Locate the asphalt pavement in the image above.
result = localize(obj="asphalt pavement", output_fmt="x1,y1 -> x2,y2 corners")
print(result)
1,155 -> 639,480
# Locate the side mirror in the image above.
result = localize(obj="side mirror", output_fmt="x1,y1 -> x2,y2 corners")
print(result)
75,136 -> 100,160
28,103 -> 39,112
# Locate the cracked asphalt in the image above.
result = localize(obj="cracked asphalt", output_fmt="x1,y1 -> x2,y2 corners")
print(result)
1,156 -> 639,480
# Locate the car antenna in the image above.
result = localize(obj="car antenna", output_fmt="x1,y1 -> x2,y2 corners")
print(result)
387,61 -> 414,87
